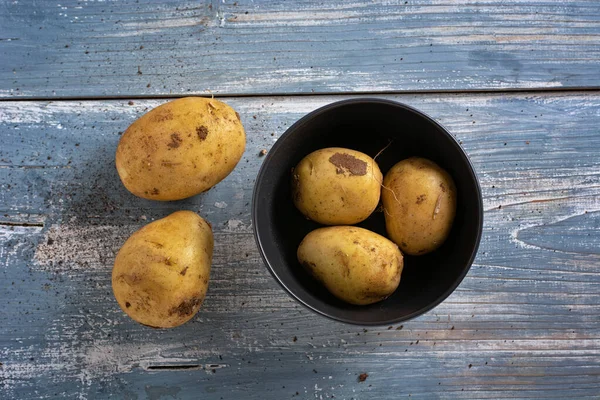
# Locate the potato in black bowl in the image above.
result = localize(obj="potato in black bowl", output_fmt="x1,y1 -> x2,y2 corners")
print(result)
252,98 -> 483,325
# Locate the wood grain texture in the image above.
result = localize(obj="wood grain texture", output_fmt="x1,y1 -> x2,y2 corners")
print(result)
1,0 -> 600,98
1,93 -> 600,399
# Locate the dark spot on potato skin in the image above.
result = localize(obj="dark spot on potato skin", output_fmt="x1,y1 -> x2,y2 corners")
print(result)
416,194 -> 427,204
160,161 -> 182,167
395,255 -> 403,279
301,261 -> 318,279
151,188 -> 160,195
145,240 -> 164,248
196,125 -> 209,141
328,153 -> 367,176
164,257 -> 174,266
180,266 -> 189,276
335,250 -> 350,278
167,133 -> 182,149
440,182 -> 447,192
361,291 -> 388,302
120,273 -> 142,285
125,302 -> 131,308
152,110 -> 174,122
302,261 -> 317,270
198,219 -> 212,230
170,297 -> 203,316
291,173 -> 301,203
301,260 -> 324,283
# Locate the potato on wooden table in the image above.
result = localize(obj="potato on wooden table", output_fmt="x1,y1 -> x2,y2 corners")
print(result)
112,211 -> 213,328
116,97 -> 246,201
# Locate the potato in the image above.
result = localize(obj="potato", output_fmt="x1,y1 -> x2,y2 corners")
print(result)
112,211 -> 213,328
116,97 -> 246,201
292,147 -> 383,225
382,157 -> 456,255
297,226 -> 403,305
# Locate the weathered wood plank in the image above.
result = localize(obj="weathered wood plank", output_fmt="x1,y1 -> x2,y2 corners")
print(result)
1,93 -> 600,399
1,0 -> 600,98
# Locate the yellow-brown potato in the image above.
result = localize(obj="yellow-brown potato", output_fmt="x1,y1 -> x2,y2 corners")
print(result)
297,226 -> 403,305
382,157 -> 456,255
112,211 -> 213,328
292,148 -> 383,225
116,97 -> 246,201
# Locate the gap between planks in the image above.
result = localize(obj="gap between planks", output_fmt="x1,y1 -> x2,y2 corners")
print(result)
1,87 -> 600,103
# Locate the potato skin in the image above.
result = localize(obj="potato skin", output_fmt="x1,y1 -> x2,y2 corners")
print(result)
116,97 -> 246,201
382,157 -> 456,255
292,147 -> 383,225
297,226 -> 403,305
112,211 -> 213,328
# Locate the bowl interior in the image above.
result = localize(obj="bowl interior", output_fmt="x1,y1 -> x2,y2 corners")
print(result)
253,99 -> 482,325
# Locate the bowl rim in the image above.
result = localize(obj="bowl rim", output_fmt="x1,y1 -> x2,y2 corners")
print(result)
252,97 -> 484,325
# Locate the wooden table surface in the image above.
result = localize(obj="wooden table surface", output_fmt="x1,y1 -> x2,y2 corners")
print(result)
1,1 -> 599,399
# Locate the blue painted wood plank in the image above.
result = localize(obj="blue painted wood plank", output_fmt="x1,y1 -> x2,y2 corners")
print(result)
1,0 -> 600,98
1,93 -> 600,398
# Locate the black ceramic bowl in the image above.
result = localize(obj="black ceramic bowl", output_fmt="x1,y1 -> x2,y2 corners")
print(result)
252,98 -> 483,325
